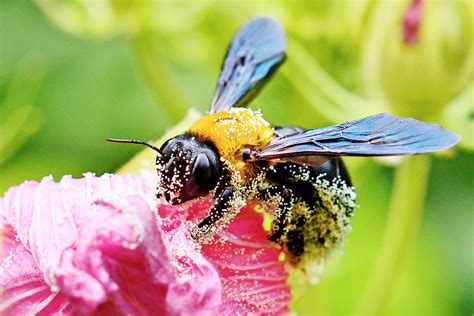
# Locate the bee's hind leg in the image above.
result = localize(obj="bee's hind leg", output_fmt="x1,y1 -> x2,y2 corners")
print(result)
260,186 -> 306,260
258,186 -> 292,243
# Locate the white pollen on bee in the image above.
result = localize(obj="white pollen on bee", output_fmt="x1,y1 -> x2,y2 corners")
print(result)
284,173 -> 356,284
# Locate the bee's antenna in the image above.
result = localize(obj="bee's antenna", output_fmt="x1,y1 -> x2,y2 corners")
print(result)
106,138 -> 163,156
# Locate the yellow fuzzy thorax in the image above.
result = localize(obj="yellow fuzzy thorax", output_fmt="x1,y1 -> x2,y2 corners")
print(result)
187,108 -> 275,180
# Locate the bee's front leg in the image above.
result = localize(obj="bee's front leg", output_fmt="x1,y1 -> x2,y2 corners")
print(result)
190,186 -> 235,242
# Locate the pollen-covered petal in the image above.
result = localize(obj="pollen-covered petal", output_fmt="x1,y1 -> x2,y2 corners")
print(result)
166,225 -> 222,315
0,173 -> 222,315
197,202 -> 291,315
2,171 -> 292,314
0,216 -> 72,315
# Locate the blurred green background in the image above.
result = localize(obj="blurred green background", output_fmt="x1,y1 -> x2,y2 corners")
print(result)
0,1 -> 472,315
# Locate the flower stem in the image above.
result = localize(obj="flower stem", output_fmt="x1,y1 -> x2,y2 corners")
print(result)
128,31 -> 190,121
355,155 -> 431,314
282,38 -> 386,123
443,83 -> 474,149
0,56 -> 45,166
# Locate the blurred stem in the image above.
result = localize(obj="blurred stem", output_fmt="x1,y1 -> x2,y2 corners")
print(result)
283,38 -> 386,123
442,83 -> 474,149
128,31 -> 189,121
356,155 -> 430,314
361,1 -> 405,102
0,56 -> 45,165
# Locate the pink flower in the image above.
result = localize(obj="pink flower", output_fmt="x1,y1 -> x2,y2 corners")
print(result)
0,172 -> 290,315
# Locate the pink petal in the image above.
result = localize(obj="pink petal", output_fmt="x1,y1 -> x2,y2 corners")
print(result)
201,204 -> 290,315
159,198 -> 291,314
1,173 -> 221,315
1,172 -> 291,315
0,216 -> 71,315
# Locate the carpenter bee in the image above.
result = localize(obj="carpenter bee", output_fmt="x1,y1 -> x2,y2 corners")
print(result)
108,17 -> 460,269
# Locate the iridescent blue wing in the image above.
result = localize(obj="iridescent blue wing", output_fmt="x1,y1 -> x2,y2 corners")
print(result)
209,16 -> 286,114
256,114 -> 460,160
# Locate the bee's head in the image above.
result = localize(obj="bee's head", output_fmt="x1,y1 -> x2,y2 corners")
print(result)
106,135 -> 221,204
157,135 -> 220,204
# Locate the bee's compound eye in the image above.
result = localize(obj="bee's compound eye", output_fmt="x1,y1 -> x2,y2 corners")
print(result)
192,153 -> 212,183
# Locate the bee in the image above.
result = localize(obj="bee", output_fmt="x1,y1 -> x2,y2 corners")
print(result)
108,17 -> 460,269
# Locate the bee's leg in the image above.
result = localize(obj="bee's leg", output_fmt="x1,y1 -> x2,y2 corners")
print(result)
258,186 -> 293,244
260,187 -> 306,259
191,186 -> 235,241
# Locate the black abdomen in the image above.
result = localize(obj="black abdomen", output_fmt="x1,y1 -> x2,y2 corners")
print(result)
264,157 -> 355,263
